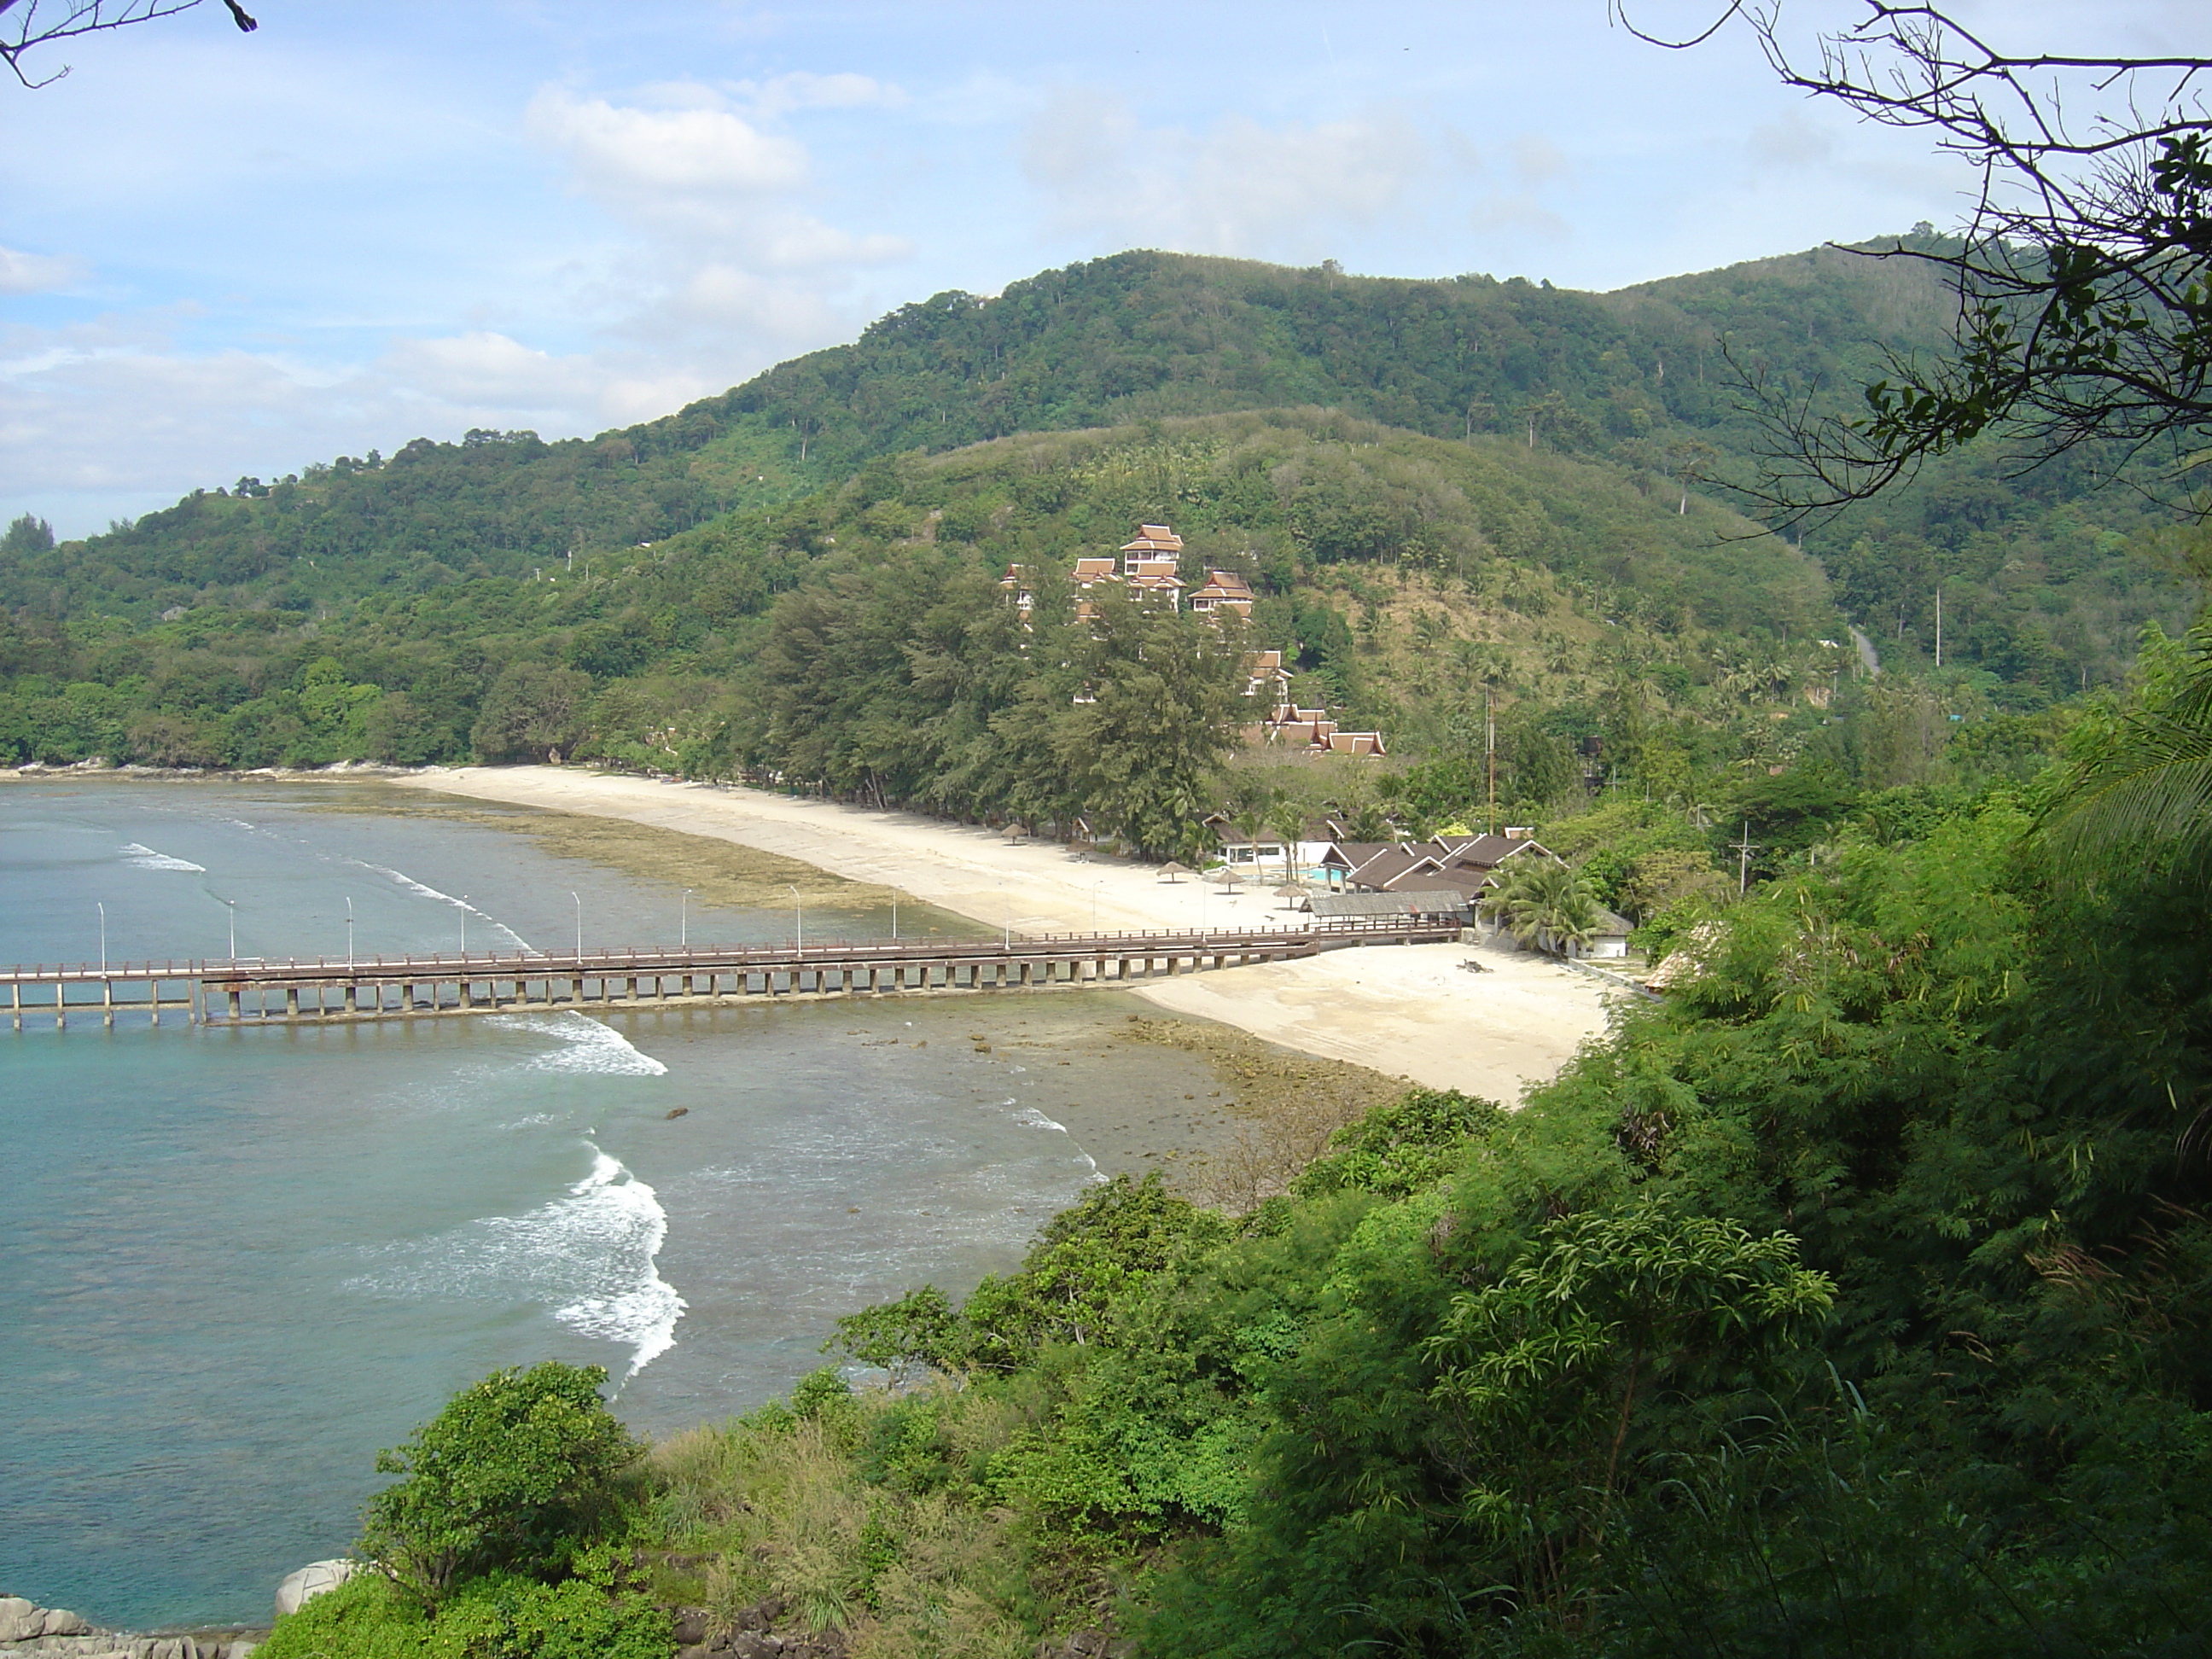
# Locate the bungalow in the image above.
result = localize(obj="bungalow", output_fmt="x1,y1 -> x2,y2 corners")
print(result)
1309,889 -> 1474,927
1188,568 -> 1256,618
1253,701 -> 1388,758
1576,908 -> 1635,960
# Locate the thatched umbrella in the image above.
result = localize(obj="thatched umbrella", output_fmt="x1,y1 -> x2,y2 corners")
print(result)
1003,822 -> 1032,841
1155,860 -> 1192,883
1275,881 -> 1313,910
1207,865 -> 1246,885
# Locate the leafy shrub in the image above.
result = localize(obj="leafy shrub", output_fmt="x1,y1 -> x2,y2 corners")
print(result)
360,1361 -> 641,1607
258,1569 -> 671,1659
1289,1086 -> 1503,1199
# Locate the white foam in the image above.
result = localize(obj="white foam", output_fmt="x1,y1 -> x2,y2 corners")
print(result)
494,1012 -> 669,1076
550,1151 -> 687,1377
345,1143 -> 686,1382
1013,1108 -> 1068,1133
120,841 -> 206,872
351,859 -> 533,951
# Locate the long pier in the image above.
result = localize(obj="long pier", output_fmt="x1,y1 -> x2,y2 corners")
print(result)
2,919 -> 1461,1030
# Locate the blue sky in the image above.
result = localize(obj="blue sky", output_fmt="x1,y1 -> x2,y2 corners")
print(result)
1,0 -> 2192,537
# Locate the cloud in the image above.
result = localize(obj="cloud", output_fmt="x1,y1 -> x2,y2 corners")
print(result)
738,71 -> 907,117
0,245 -> 87,295
527,88 -> 809,202
1021,91 -> 1453,262
1748,108 -> 1837,170
0,309 -> 733,535
521,79 -> 912,373
378,330 -> 604,410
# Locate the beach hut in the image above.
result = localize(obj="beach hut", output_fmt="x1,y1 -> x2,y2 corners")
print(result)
1155,861 -> 1192,883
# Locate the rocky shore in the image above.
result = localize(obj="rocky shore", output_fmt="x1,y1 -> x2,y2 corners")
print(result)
0,1598 -> 258,1659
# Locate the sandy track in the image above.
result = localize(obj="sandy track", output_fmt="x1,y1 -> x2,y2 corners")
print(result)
394,767 -> 1621,1101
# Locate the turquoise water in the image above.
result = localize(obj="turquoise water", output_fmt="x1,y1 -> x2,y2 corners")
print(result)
0,778 -> 1221,1628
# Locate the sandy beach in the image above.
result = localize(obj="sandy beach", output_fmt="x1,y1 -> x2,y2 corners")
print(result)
394,766 -> 1622,1103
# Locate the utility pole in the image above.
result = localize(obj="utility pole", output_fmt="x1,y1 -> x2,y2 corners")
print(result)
1734,822 -> 1757,894
1486,685 -> 1497,835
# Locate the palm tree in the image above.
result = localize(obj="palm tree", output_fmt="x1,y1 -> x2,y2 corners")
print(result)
2042,615 -> 2212,863
1480,860 -> 1604,957
1266,798 -> 1308,877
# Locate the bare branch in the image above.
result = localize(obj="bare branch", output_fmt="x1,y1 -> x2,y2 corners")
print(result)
3,0 -> 255,88
1645,3 -> 2212,522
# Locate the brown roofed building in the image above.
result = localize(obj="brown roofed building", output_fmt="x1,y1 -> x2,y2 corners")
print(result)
1189,568 -> 1255,617
1120,524 -> 1185,557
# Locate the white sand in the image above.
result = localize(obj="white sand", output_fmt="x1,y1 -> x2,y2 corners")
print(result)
394,766 -> 1621,1101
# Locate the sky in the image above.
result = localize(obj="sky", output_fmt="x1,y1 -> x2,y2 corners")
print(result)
1,0 -> 2197,538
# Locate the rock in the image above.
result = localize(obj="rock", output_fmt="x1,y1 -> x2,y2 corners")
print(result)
665,1108 -> 690,1120
271,1561 -> 355,1620
725,1636 -> 781,1659
670,1611 -> 707,1645
0,1598 -> 45,1642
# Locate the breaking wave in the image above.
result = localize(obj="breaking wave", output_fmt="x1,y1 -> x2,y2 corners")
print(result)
494,1012 -> 669,1076
120,842 -> 205,872
345,1143 -> 685,1382
350,859 -> 533,952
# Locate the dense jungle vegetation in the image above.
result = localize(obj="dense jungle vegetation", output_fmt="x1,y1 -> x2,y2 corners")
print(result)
258,619 -> 2212,1658
2,399 -> 1860,859
2,236 -> 2185,688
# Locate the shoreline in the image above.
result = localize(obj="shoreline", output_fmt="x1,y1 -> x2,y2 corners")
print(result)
388,766 -> 1621,1105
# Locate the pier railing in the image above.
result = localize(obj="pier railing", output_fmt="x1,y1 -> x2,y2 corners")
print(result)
3,915 -> 1467,1030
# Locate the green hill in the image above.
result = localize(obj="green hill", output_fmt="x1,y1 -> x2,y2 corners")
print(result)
0,238 -> 2189,761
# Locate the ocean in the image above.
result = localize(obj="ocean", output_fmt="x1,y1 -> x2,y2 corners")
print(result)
0,777 -> 1229,1629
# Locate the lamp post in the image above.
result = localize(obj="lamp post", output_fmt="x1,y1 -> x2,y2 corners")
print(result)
217,896 -> 236,961
97,901 -> 107,970
572,891 -> 583,959
787,886 -> 803,953
346,896 -> 353,968
890,888 -> 898,940
459,898 -> 468,957
681,888 -> 692,949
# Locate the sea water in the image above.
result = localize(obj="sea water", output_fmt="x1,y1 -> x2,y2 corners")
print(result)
0,778 -> 1225,1628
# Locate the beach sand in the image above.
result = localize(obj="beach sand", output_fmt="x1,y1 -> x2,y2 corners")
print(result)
393,766 -> 1622,1103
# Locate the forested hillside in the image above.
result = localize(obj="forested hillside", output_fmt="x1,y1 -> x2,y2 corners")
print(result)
0,408 -> 1857,859
4,239 -> 2185,698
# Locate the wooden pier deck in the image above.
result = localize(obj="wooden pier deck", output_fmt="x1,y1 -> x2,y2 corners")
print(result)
3,919 -> 1461,1030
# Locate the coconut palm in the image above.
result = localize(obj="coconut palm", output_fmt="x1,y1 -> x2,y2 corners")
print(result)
1266,798 -> 1308,876
1481,860 -> 1604,957
2042,615 -> 2212,864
